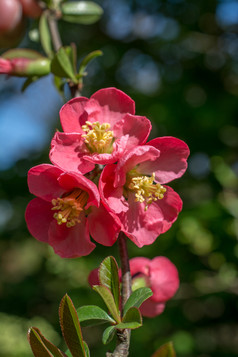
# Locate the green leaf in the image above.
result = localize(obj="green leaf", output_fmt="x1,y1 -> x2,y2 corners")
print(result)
28,327 -> 67,357
123,287 -> 153,316
102,326 -> 116,345
77,305 -> 116,324
59,294 -> 86,357
1,49 -> 44,59
78,50 -> 103,75
61,1 -> 103,25
39,13 -> 53,58
83,342 -> 90,357
93,285 -> 121,324
99,256 -> 120,310
28,328 -> 54,357
21,76 -> 39,92
114,307 -> 142,330
51,47 -> 77,82
151,342 -> 176,357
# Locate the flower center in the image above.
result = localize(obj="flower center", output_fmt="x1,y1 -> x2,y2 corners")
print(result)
127,171 -> 166,211
82,121 -> 114,154
52,189 -> 88,227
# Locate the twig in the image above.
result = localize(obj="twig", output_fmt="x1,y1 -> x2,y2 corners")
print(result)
107,232 -> 132,357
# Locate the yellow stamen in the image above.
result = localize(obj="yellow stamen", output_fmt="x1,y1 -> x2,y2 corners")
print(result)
127,172 -> 166,211
82,121 -> 114,153
52,189 -> 88,227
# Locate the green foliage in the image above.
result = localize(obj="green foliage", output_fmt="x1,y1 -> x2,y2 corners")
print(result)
93,285 -> 121,324
61,2 -> 103,25
51,47 -> 77,82
102,326 -> 116,345
117,307 -> 142,329
28,328 -> 66,357
123,287 -> 153,316
59,294 -> 87,357
151,342 -> 176,357
1,49 -> 45,60
99,256 -> 120,310
39,14 -> 53,58
77,305 -> 116,324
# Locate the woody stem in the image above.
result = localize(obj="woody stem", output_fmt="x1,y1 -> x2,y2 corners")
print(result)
107,232 -> 132,357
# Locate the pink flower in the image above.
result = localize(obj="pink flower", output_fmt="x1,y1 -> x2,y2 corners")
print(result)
88,256 -> 179,318
129,257 -> 179,317
25,164 -> 120,258
50,88 -> 152,174
99,138 -> 189,247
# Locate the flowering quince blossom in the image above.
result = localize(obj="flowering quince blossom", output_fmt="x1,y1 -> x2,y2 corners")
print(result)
129,257 -> 179,317
50,87 -> 152,174
99,138 -> 189,247
88,256 -> 179,318
25,164 -> 121,258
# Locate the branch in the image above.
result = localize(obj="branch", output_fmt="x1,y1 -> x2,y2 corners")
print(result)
107,232 -> 132,357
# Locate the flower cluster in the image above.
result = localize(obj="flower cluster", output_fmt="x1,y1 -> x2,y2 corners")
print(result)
26,87 -> 189,258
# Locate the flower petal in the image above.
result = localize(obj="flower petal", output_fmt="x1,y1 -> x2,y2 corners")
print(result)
129,257 -> 150,277
58,172 -> 100,209
48,215 -> 95,258
50,132 -> 95,174
120,186 -> 182,247
113,114 -> 152,147
140,299 -> 165,318
142,137 -> 190,184
149,257 -> 179,302
88,204 -> 121,246
25,198 -> 52,243
99,164 -> 128,215
60,97 -> 89,133
114,145 -> 160,187
89,87 -> 135,126
28,164 -> 64,201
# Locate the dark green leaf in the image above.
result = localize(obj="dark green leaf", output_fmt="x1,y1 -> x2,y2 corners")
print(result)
83,342 -> 90,357
151,342 -> 176,357
28,328 -> 54,357
61,1 -> 103,25
39,13 -> 53,58
123,287 -> 153,316
93,285 -> 121,323
51,47 -> 77,82
32,328 -> 67,357
102,326 -> 116,345
99,256 -> 120,310
77,305 -> 116,324
114,307 -> 142,329
59,294 -> 86,357
21,76 -> 39,92
79,50 -> 103,75
1,49 -> 44,59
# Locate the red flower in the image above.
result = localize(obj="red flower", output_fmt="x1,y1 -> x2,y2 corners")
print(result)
99,138 -> 189,247
50,87 -> 152,174
25,164 -> 120,258
88,256 -> 179,318
129,257 -> 179,317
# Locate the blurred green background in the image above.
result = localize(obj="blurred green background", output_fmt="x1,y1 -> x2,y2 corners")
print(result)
0,0 -> 238,356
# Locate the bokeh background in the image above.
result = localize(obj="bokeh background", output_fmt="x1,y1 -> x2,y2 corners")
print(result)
1,0 -> 238,356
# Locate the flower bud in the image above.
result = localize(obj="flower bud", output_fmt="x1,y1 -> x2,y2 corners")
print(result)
0,57 -> 50,77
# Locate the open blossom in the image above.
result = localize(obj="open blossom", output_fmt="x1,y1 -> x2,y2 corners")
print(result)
50,87 -> 152,175
88,256 -> 179,318
25,164 -> 120,258
129,257 -> 179,317
99,138 -> 189,247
